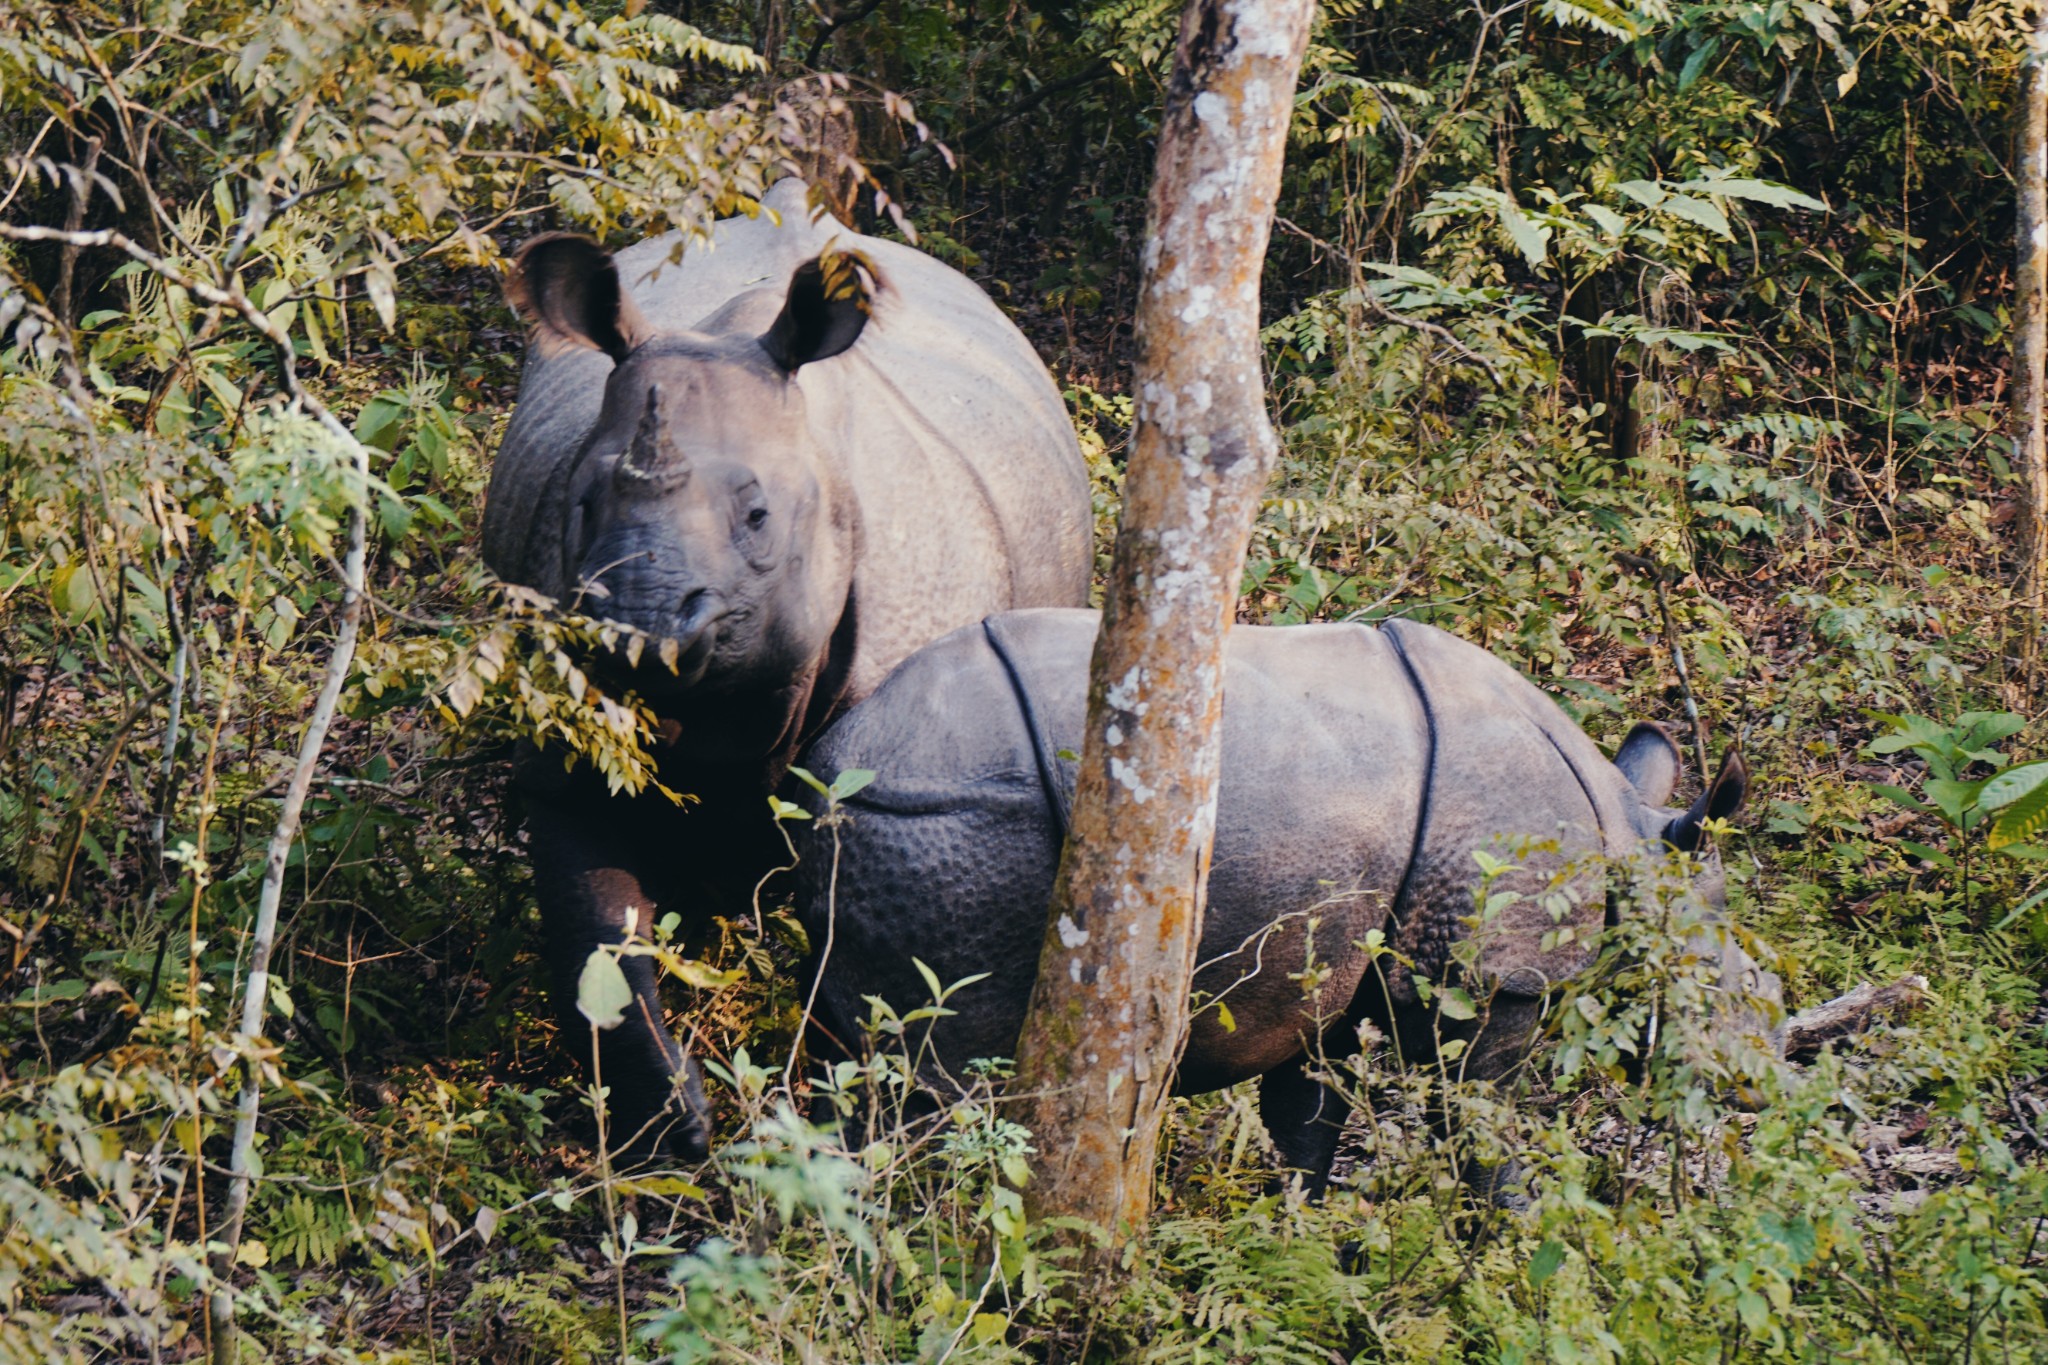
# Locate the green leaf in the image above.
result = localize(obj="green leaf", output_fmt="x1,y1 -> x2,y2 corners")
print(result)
1677,38 -> 1718,90
1497,199 -> 1550,267
1760,1212 -> 1818,1267
667,956 -> 746,990
1215,999 -> 1237,1033
576,949 -> 633,1030
1923,777 -> 1984,824
1439,986 -> 1478,1021
1899,840 -> 1955,870
1994,883 -> 2048,931
766,795 -> 812,821
1980,761 -> 2048,813
1684,176 -> 1826,213
1657,192 -> 1732,238
1614,179 -> 1668,210
1581,203 -> 1628,237
1528,1239 -> 1566,1286
1867,783 -> 1927,814
970,1313 -> 1009,1345
828,768 -> 877,801
1990,777 -> 2048,852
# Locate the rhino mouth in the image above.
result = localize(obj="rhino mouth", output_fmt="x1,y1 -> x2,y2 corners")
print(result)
588,588 -> 728,697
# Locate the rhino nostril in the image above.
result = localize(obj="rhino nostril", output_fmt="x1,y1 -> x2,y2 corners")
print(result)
671,588 -> 724,643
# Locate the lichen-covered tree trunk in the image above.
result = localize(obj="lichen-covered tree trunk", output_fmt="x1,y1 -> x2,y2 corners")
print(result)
1008,0 -> 1312,1240
2020,4 -> 2048,681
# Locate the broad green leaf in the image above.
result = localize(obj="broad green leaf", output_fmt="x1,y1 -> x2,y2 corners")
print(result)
1867,783 -> 1927,814
1582,203 -> 1628,237
1614,179 -> 1668,210
1923,778 -> 1984,824
1759,1212 -> 1818,1267
1990,778 -> 2048,852
1684,176 -> 1827,213
1979,761 -> 2048,812
1528,1239 -> 1566,1285
1439,985 -> 1478,1021
829,768 -> 877,801
1677,38 -> 1718,90
1497,199 -> 1550,267
1657,192 -> 1731,238
577,949 -> 633,1030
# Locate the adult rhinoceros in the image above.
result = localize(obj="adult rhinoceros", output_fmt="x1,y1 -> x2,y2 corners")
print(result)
485,181 -> 1093,1156
791,609 -> 1781,1199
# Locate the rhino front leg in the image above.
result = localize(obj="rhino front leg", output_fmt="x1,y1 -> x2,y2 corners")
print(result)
524,781 -> 710,1161
1259,1057 -> 1352,1196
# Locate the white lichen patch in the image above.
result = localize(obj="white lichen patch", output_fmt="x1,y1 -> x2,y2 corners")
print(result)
1056,914 -> 1090,949
1225,0 -> 1305,60
1110,756 -> 1156,802
1105,665 -> 1147,712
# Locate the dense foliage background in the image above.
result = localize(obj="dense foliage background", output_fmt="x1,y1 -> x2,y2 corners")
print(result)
4,0 -> 2048,1359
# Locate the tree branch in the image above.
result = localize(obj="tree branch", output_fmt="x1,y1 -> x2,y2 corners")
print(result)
1273,217 -> 1505,383
898,58 -> 1114,171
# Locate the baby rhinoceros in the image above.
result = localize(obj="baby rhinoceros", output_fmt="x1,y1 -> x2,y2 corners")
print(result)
791,608 -> 1783,1197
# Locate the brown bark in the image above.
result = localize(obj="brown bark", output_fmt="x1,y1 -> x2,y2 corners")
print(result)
2018,5 -> 2048,682
1008,0 -> 1313,1242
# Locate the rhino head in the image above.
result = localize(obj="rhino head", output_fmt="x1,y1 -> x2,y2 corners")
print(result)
507,235 -> 876,711
1612,722 -> 1786,1055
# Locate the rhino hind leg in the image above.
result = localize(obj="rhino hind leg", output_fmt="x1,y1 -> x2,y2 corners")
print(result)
1258,1056 -> 1353,1197
1433,990 -> 1547,1211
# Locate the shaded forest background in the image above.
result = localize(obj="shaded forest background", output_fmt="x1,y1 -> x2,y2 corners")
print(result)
4,0 -> 2048,1359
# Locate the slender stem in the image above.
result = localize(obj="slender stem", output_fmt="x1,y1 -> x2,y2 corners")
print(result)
206,454 -> 368,1364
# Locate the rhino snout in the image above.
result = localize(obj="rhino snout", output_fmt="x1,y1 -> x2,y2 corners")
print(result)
661,588 -> 727,682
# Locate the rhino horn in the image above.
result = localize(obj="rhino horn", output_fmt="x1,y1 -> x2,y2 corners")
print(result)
617,385 -> 690,490
1663,746 -> 1749,854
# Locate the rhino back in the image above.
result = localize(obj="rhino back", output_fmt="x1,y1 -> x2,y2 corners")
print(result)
486,180 -> 1090,679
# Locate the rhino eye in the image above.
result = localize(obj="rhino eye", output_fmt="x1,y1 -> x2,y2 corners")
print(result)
746,506 -> 769,530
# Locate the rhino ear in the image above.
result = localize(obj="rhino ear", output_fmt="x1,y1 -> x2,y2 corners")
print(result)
507,234 -> 653,363
1614,721 -> 1682,806
1663,748 -> 1749,854
760,249 -> 878,372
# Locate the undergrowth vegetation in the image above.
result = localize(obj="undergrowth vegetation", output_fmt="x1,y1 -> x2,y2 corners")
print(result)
4,0 -> 2048,1360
